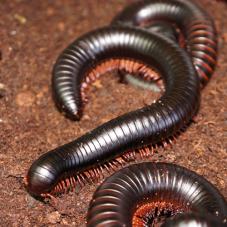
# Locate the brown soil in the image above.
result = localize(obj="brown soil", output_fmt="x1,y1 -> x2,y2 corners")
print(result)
0,0 -> 226,226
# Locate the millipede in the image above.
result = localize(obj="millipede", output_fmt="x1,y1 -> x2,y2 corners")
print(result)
112,0 -> 218,87
25,26 -> 200,197
87,162 -> 227,227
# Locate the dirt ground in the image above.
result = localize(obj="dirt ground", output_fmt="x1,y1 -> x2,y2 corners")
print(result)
0,0 -> 226,226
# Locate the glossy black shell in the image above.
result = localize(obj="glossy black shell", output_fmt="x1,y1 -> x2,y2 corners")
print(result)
27,26 -> 200,196
112,0 -> 217,86
87,162 -> 227,227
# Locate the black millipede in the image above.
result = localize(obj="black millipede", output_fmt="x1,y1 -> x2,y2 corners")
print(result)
87,162 -> 227,227
112,0 -> 218,87
25,26 -> 200,197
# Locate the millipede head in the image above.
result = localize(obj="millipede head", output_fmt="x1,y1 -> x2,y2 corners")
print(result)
25,153 -> 62,197
25,167 -> 54,197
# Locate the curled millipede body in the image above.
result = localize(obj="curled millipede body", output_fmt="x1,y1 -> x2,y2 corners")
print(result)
87,162 -> 227,227
26,26 -> 200,197
52,26 -> 200,120
112,0 -> 218,87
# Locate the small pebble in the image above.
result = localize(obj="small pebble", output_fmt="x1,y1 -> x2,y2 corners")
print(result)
83,114 -> 90,120
10,30 -> 17,36
46,211 -> 61,224
46,7 -> 55,16
14,14 -> 27,24
16,91 -> 35,107
218,179 -> 225,188
58,22 -> 65,32
61,219 -> 69,225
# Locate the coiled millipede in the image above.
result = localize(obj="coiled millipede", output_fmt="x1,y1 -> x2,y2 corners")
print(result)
87,162 -> 227,227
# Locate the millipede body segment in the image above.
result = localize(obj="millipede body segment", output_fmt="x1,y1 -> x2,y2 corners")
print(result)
26,26 -> 200,197
87,162 -> 227,227
112,0 -> 217,87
